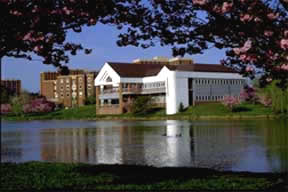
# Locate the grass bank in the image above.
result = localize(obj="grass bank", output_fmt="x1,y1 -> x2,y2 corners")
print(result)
2,103 -> 286,121
1,162 -> 287,191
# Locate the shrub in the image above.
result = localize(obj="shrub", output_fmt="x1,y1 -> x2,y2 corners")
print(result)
85,96 -> 96,105
131,96 -> 152,115
11,96 -> 24,115
258,95 -> 272,107
178,102 -> 185,112
0,104 -> 12,114
22,98 -> 55,114
222,96 -> 241,111
240,85 -> 258,103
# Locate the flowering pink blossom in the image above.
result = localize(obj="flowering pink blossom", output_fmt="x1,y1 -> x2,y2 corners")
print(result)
240,86 -> 257,103
242,40 -> 252,52
280,39 -> 288,50
254,17 -> 261,22
245,65 -> 254,72
266,50 -> 278,61
280,64 -> 288,71
284,30 -> 288,37
63,6 -> 72,15
266,77 -> 272,83
233,40 -> 252,55
221,2 -> 233,13
264,30 -> 273,37
33,45 -> 43,52
240,54 -> 247,61
9,10 -> 22,16
233,48 -> 241,55
192,0 -> 207,6
1,104 -> 12,114
240,14 -> 253,22
213,5 -> 222,14
222,96 -> 240,110
267,13 -> 279,20
23,32 -> 33,41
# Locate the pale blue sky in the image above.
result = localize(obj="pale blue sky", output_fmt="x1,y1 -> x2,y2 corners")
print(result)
2,24 -> 226,92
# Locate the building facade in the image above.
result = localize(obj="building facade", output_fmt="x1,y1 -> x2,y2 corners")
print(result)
95,57 -> 245,115
1,79 -> 21,96
40,70 -> 97,107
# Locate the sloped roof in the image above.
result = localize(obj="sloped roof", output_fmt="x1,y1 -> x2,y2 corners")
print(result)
166,63 -> 237,73
108,62 -> 165,77
107,62 -> 237,78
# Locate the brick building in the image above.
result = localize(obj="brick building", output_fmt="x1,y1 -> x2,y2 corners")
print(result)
1,79 -> 21,96
40,70 -> 97,107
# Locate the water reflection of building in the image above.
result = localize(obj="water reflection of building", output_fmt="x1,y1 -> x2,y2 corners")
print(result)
39,120 -> 288,172
40,126 -> 146,165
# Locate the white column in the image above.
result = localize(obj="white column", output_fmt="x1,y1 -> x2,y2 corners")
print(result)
166,71 -> 177,115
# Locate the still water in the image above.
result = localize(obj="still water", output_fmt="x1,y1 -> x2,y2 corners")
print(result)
1,119 -> 287,173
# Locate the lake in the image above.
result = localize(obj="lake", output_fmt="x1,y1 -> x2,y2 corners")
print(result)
1,119 -> 287,173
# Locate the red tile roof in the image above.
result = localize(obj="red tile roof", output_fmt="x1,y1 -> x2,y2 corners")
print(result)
107,62 -> 238,77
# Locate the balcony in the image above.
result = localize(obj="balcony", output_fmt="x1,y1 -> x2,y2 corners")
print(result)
122,87 -> 166,95
99,87 -> 166,98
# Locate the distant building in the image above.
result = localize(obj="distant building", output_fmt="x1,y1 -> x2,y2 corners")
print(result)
95,57 -> 245,115
40,70 -> 98,107
1,79 -> 21,96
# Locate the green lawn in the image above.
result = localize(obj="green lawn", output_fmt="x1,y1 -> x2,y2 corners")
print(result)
181,102 -> 274,116
1,162 -> 286,191
2,103 -> 285,121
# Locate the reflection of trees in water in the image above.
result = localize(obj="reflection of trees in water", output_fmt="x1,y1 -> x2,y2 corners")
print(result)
1,131 -> 23,162
262,120 -> 288,173
189,122 -> 245,170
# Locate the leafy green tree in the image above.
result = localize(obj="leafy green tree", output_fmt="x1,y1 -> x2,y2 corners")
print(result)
0,86 -> 10,104
85,96 -> 96,105
258,81 -> 288,113
10,97 -> 23,115
131,96 -> 152,115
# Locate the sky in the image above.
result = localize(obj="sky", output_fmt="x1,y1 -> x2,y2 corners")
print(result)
2,24 -> 226,93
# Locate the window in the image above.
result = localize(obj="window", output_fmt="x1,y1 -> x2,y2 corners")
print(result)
66,79 -> 70,83
79,91 -> 83,96
66,93 -> 70,97
60,79 -> 64,84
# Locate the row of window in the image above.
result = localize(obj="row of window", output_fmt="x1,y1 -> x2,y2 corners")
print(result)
55,92 -> 83,98
195,95 -> 239,101
59,78 -> 83,84
59,85 -> 83,90
121,82 -> 165,89
143,82 -> 165,89
194,79 -> 243,85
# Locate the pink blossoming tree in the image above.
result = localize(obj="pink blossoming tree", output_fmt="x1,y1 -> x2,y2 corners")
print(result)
1,0 -> 288,86
222,95 -> 241,111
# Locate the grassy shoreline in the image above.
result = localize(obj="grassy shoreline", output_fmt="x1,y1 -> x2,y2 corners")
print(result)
1,103 -> 287,121
1,161 -> 287,191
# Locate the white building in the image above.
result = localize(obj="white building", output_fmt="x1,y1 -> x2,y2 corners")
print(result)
94,57 -> 245,115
